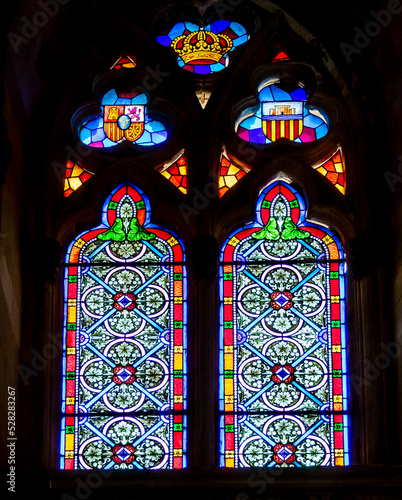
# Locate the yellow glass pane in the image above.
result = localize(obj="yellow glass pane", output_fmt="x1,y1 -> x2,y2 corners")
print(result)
224,354 -> 233,370
174,353 -> 182,370
227,163 -> 240,175
225,176 -> 238,188
334,162 -> 344,173
65,434 -> 75,451
69,178 -> 82,190
336,184 -> 346,195
71,164 -> 83,177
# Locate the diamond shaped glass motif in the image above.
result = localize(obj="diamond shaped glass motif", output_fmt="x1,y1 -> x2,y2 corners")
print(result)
113,292 -> 136,311
277,446 -> 293,461
270,291 -> 293,310
276,367 -> 291,381
118,295 -> 132,308
117,447 -> 131,461
116,368 -> 131,382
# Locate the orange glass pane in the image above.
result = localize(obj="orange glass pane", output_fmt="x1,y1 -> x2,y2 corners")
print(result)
313,148 -> 346,194
159,151 -> 188,194
64,161 -> 94,197
219,152 -> 249,197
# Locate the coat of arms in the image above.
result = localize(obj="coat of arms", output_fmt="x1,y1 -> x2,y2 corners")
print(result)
261,101 -> 303,141
104,105 -> 145,142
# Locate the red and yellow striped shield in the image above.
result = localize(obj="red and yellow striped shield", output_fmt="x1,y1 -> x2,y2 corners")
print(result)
104,105 -> 125,142
262,119 -> 303,141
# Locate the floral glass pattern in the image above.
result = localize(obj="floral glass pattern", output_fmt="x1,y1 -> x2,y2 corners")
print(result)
219,181 -> 349,468
60,184 -> 187,470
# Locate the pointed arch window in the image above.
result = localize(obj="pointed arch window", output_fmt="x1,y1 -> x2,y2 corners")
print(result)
57,2 -> 356,476
219,181 -> 349,467
60,183 -> 187,470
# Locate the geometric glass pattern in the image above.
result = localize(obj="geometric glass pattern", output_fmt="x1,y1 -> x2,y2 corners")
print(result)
157,20 -> 249,74
110,54 -> 137,70
64,161 -> 94,198
159,150 -> 188,194
313,148 -> 345,195
78,89 -> 168,148
60,184 -> 187,470
236,81 -> 328,144
219,151 -> 249,198
219,180 -> 349,467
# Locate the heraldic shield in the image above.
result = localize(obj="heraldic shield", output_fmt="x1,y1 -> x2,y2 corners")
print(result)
261,101 -> 303,141
104,104 -> 145,142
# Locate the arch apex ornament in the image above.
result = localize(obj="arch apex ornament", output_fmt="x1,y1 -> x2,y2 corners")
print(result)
219,180 -> 349,468
60,184 -> 187,470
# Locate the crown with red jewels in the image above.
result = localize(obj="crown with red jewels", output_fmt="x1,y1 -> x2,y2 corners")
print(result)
172,29 -> 233,65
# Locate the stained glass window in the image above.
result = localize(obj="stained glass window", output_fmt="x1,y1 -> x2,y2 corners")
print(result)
111,55 -> 137,70
219,150 -> 249,198
159,150 -> 188,194
273,50 -> 290,62
79,89 -> 168,148
60,183 -> 187,470
313,148 -> 346,194
64,161 -> 94,197
236,81 -> 328,144
219,180 -> 349,468
157,21 -> 249,74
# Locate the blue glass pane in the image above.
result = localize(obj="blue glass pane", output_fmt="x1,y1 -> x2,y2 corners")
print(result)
290,87 -> 308,101
101,89 -> 118,105
259,86 -> 274,102
271,85 -> 291,101
156,35 -> 172,46
131,94 -> 148,105
315,124 -> 328,139
168,22 -> 186,40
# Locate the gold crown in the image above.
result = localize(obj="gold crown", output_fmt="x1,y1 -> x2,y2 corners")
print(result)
172,29 -> 233,65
